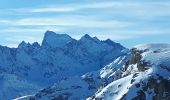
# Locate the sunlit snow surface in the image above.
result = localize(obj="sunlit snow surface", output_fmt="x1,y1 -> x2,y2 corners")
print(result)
135,43 -> 170,66
92,44 -> 170,100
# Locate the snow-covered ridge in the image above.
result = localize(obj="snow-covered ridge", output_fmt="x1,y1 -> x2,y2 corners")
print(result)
134,43 -> 170,50
0,31 -> 126,100
134,43 -> 170,66
91,43 -> 170,100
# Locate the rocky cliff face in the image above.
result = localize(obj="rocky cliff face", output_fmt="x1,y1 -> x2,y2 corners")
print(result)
122,47 -> 170,100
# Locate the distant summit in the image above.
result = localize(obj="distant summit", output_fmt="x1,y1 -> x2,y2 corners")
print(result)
42,30 -> 73,48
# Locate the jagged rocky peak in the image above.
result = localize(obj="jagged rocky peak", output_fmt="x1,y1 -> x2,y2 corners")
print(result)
104,39 -> 115,45
82,34 -> 91,38
32,42 -> 40,48
103,39 -> 125,49
80,34 -> 94,41
41,30 -> 73,48
79,34 -> 104,46
18,41 -> 40,50
93,36 -> 100,41
18,41 -> 31,48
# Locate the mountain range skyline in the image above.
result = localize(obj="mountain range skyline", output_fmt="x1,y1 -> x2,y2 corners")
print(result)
0,0 -> 170,48
2,30 -> 126,48
0,30 -> 127,99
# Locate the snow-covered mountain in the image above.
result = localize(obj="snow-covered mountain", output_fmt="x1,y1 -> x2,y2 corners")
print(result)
17,43 -> 170,100
15,50 -> 130,100
0,31 -> 126,100
90,43 -> 170,100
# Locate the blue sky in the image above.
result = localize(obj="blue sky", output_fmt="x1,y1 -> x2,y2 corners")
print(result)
0,0 -> 170,48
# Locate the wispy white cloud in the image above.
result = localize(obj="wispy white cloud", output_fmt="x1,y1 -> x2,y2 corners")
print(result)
0,26 -> 63,33
10,1 -> 120,13
0,19 -> 11,23
9,1 -> 170,18
12,7 -> 76,13
0,16 -> 131,29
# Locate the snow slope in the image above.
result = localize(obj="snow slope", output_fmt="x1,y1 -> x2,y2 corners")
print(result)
135,43 -> 170,66
0,73 -> 41,100
15,50 -> 130,100
91,43 -> 170,100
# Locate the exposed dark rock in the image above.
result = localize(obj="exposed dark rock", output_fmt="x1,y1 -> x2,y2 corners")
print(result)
129,49 -> 142,65
135,83 -> 140,88
137,60 -> 149,72
140,77 -> 170,100
52,95 -> 65,100
132,90 -> 146,100
88,85 -> 96,90
131,79 -> 136,84
133,73 -> 139,78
